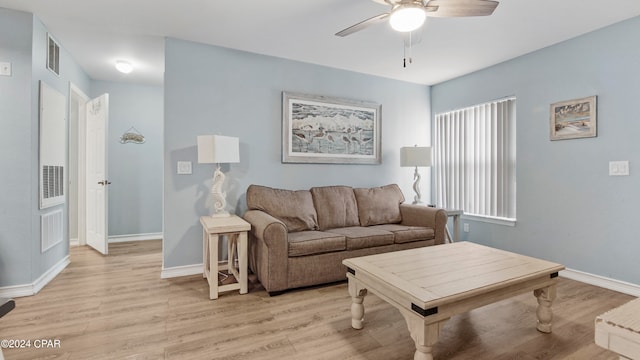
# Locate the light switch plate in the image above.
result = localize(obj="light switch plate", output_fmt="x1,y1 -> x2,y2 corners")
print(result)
609,161 -> 629,176
177,161 -> 192,175
0,62 -> 11,76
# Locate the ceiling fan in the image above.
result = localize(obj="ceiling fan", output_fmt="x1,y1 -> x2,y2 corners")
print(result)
336,0 -> 499,37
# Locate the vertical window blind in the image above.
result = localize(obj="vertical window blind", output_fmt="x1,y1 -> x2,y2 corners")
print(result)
434,98 -> 516,220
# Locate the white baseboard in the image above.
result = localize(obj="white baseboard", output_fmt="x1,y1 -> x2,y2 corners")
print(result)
160,263 -> 203,279
160,260 -> 235,279
560,268 -> 640,297
0,255 -> 70,298
108,232 -> 163,243
70,237 -> 79,247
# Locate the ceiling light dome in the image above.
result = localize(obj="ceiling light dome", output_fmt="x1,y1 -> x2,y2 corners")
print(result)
389,4 -> 426,32
115,60 -> 133,74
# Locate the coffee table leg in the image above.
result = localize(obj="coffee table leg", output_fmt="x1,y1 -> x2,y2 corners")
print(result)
401,310 -> 444,360
534,285 -> 557,333
348,279 -> 367,330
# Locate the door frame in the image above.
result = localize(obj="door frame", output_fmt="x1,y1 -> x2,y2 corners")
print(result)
69,82 -> 90,246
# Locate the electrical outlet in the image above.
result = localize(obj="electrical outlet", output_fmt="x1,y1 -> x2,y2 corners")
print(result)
177,161 -> 192,175
0,62 -> 11,76
609,161 -> 629,176
463,223 -> 470,232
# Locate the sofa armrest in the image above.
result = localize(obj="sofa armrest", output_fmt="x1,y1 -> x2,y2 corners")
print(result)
243,210 -> 289,293
399,204 -> 448,245
243,210 -> 288,248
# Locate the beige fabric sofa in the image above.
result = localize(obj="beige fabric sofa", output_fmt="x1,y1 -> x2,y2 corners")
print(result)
243,184 -> 448,295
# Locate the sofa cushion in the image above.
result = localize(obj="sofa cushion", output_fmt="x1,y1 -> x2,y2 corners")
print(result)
246,185 -> 318,232
326,227 -> 394,250
310,186 -> 360,230
370,224 -> 435,244
353,184 -> 405,226
288,231 -> 346,257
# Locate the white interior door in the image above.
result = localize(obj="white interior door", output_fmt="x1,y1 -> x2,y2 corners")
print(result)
86,94 -> 109,255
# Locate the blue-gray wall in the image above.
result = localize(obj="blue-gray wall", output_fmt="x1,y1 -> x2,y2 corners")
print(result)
431,16 -> 640,285
0,8 -> 91,288
163,38 -> 432,269
91,81 -> 163,237
0,8 -> 34,287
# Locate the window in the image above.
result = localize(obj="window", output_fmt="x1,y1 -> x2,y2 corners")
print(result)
434,97 -> 516,222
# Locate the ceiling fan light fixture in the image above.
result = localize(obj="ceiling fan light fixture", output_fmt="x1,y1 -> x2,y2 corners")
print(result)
115,60 -> 133,74
389,5 -> 426,32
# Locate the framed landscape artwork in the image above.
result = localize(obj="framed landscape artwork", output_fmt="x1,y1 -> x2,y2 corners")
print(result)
282,92 -> 381,164
550,95 -> 597,140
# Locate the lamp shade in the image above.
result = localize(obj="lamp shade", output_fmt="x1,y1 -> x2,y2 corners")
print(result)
400,146 -> 431,167
197,135 -> 240,164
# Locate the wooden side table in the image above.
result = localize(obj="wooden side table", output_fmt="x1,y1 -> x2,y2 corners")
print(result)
200,215 -> 251,300
595,298 -> 640,359
445,209 -> 463,243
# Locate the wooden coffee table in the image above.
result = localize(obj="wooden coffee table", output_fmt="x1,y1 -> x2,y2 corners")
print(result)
343,242 -> 564,360
595,298 -> 640,359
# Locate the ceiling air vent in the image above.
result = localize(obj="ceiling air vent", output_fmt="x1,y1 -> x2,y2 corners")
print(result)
47,33 -> 60,76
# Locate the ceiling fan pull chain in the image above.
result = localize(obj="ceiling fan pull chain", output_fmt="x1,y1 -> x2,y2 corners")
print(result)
409,31 -> 413,64
403,39 -> 407,68
402,32 -> 414,68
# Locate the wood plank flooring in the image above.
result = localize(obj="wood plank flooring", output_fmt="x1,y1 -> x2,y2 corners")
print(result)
0,240 -> 634,359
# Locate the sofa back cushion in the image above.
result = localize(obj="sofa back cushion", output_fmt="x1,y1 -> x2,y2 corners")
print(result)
310,186 -> 360,230
353,184 -> 405,226
246,185 -> 318,232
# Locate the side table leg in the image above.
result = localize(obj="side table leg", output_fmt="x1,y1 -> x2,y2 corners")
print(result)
202,228 -> 208,278
453,214 -> 460,242
209,234 -> 219,300
238,232 -> 248,294
227,233 -> 235,274
534,285 -> 557,333
348,279 -> 367,329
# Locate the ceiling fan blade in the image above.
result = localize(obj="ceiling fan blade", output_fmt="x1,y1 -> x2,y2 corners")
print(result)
425,0 -> 499,18
335,13 -> 390,37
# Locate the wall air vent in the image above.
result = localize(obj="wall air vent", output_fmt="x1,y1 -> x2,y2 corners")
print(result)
47,33 -> 60,76
41,209 -> 63,252
42,165 -> 64,199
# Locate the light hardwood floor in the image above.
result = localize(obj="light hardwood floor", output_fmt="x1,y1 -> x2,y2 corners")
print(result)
0,240 -> 634,360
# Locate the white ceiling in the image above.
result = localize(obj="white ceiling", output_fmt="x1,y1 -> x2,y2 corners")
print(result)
2,0 -> 640,86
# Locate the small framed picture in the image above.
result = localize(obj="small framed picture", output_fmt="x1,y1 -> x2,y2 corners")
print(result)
550,95 -> 597,140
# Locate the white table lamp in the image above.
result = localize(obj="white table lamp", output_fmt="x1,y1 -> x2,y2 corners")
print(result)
197,135 -> 240,217
400,145 -> 431,204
